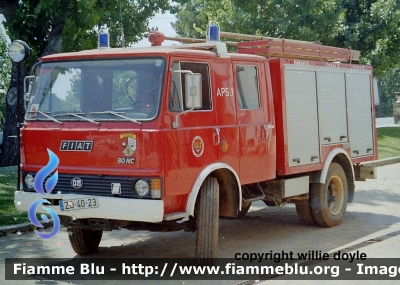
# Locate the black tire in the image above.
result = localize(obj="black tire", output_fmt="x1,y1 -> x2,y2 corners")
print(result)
310,163 -> 348,227
195,177 -> 219,260
68,227 -> 103,255
237,201 -> 251,218
295,199 -> 317,226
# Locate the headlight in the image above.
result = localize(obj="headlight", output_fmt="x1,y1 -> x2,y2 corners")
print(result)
24,174 -> 35,189
8,40 -> 31,63
135,180 -> 150,197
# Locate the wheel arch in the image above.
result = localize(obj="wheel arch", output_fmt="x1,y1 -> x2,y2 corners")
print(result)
311,148 -> 355,203
186,163 -> 241,218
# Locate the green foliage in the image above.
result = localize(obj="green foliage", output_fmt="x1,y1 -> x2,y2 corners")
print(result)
173,0 -> 400,117
0,30 -> 11,126
0,166 -> 42,226
0,0 -> 175,166
62,69 -> 82,111
61,0 -> 173,51
379,68 -> 400,117
336,0 -> 400,77
174,0 -> 400,76
0,166 -> 29,226
4,0 -> 172,56
173,0 -> 344,43
5,0 -> 63,59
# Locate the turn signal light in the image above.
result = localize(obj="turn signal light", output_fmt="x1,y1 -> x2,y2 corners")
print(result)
150,178 -> 162,198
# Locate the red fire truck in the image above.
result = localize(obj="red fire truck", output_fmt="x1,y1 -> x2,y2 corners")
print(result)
14,26 -> 377,259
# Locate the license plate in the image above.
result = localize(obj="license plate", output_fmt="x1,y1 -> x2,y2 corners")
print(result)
59,197 -> 99,211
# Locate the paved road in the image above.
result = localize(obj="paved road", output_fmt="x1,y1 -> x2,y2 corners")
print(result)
1,163 -> 400,284
376,117 -> 399,128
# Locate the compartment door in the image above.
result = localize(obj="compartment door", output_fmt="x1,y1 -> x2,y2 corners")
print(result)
317,70 -> 348,144
285,67 -> 320,167
346,72 -> 375,157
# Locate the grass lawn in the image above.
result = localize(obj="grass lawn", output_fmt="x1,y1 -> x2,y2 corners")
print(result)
376,127 -> 400,159
1,127 -> 399,228
0,166 -> 31,227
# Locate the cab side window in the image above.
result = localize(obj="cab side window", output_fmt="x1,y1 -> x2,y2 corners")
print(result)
169,61 -> 211,111
236,65 -> 260,109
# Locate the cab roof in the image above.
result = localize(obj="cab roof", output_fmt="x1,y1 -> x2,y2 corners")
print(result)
39,44 -> 266,62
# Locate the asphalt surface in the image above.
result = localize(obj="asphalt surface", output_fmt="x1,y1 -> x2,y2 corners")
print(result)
375,117 -> 399,128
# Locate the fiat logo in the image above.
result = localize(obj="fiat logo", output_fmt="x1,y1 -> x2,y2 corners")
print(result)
71,177 -> 83,189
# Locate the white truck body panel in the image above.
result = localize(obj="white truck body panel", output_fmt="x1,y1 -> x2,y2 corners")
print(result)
317,69 -> 349,144
346,72 -> 375,157
285,66 -> 320,167
283,64 -> 375,169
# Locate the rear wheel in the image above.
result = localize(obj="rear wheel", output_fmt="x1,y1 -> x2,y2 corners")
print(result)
68,227 -> 103,255
195,177 -> 219,260
295,199 -> 317,226
310,163 -> 348,227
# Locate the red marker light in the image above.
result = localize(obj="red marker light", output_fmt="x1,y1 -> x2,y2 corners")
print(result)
148,31 -> 165,46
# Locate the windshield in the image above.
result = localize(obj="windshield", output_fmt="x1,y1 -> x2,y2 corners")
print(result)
26,58 -> 166,122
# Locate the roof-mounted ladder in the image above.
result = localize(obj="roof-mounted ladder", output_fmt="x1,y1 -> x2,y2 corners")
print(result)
222,32 -> 360,63
148,31 -> 360,63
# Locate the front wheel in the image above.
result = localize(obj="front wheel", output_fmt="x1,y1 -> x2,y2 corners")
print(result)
310,163 -> 348,227
195,177 -> 219,260
67,227 -> 103,255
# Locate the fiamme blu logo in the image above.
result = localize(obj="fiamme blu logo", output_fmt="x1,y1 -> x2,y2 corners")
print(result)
27,149 -> 61,239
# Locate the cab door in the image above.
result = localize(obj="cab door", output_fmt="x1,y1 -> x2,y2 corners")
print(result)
163,59 -> 220,213
212,60 -> 239,177
233,61 -> 275,184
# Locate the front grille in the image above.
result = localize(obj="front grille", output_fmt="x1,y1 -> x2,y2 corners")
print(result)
23,172 -> 151,199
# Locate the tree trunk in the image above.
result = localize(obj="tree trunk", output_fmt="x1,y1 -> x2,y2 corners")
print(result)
0,11 -> 64,166
0,62 -> 25,166
42,17 -> 64,56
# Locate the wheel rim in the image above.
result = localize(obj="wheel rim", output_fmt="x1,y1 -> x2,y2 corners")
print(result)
327,174 -> 344,216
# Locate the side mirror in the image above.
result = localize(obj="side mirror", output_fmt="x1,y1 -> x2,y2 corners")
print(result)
185,73 -> 202,109
23,76 -> 35,110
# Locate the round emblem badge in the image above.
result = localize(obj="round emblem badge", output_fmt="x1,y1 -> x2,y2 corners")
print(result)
192,136 -> 204,157
71,177 -> 83,189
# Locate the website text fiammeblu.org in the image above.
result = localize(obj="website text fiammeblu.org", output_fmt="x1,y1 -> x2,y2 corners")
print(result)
7,250 -> 400,280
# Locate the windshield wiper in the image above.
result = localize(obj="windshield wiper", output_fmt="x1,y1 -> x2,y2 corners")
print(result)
30,110 -> 63,124
53,113 -> 99,125
90,111 -> 142,125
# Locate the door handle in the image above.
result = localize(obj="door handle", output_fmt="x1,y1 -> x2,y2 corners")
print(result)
214,128 -> 220,145
263,124 -> 274,139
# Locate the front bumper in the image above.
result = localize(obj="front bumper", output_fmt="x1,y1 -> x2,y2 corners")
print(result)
14,191 -> 164,223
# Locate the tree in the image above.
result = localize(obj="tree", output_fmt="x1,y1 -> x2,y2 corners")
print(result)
173,0 -> 345,44
335,0 -> 400,77
173,0 -> 400,115
0,0 -> 173,166
379,68 -> 400,117
0,27 -> 11,128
